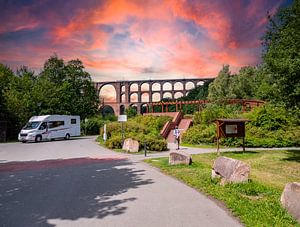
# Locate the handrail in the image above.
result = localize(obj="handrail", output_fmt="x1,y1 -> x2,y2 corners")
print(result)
160,111 -> 183,139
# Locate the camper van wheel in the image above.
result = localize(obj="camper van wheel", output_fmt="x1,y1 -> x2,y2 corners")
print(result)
35,135 -> 42,142
65,133 -> 70,140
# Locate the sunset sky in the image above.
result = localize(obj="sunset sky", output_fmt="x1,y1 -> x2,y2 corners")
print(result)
0,0 -> 291,82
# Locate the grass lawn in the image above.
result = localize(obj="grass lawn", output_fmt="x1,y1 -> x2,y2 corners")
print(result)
181,142 -> 228,149
145,149 -> 300,226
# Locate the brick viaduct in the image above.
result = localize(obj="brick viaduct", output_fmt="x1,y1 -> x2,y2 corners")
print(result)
94,78 -> 213,115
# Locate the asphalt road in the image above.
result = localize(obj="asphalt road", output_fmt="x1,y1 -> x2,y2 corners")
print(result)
0,137 -> 241,227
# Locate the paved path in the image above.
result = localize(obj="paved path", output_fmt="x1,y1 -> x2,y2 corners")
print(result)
130,141 -> 300,161
0,137 -> 242,227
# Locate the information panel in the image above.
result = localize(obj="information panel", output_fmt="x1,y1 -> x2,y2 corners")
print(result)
118,115 -> 127,122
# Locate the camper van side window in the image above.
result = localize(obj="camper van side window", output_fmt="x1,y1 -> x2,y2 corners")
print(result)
71,119 -> 76,124
49,121 -> 65,128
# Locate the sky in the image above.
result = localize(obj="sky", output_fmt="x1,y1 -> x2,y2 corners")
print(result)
0,0 -> 291,82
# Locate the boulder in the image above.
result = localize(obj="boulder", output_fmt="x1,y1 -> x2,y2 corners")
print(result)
122,138 -> 139,153
281,182 -> 300,223
169,151 -> 192,165
212,156 -> 250,183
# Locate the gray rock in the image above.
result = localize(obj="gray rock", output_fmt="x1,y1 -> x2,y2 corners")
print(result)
212,156 -> 250,183
122,138 -> 139,153
169,151 -> 192,165
281,182 -> 300,223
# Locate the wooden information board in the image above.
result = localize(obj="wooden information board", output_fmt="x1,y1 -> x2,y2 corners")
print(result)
215,119 -> 249,155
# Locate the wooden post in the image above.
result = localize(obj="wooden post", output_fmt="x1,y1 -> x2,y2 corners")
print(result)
217,137 -> 220,156
242,136 -> 245,152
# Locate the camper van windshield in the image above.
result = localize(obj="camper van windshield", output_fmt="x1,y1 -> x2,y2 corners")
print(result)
23,121 -> 41,130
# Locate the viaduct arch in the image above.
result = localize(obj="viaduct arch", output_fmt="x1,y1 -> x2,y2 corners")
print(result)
94,78 -> 213,115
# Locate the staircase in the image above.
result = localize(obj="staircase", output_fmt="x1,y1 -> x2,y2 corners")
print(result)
145,112 -> 193,142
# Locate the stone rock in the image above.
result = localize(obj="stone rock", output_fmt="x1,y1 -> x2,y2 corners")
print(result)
122,138 -> 139,153
169,151 -> 192,165
212,156 -> 250,183
281,182 -> 300,223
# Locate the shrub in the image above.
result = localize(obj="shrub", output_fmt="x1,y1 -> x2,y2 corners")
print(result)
182,124 -> 216,144
183,103 -> 300,148
142,135 -> 168,151
106,135 -> 122,149
245,104 -> 292,131
193,104 -> 241,125
102,115 -> 170,151
81,116 -> 104,135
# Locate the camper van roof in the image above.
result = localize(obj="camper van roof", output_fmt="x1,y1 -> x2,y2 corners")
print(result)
29,115 -> 79,122
29,115 -> 51,121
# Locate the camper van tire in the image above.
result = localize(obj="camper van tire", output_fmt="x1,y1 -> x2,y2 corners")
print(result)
64,133 -> 70,140
35,135 -> 42,143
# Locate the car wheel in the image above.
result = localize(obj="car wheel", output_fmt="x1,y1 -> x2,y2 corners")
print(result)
35,135 -> 42,143
64,133 -> 70,140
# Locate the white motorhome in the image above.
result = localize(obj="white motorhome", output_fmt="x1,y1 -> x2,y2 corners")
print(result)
18,115 -> 80,143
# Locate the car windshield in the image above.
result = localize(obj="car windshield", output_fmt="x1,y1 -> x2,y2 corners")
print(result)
23,121 -> 41,130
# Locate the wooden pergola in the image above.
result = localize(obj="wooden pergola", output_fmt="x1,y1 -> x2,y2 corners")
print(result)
144,99 -> 265,113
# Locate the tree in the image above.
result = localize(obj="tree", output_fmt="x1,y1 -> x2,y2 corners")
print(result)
4,69 -> 37,132
179,80 -> 213,101
207,65 -> 234,101
1,55 -> 99,139
39,56 -> 99,119
229,66 -> 258,99
262,0 -> 300,107
126,106 -> 137,118
0,64 -> 14,120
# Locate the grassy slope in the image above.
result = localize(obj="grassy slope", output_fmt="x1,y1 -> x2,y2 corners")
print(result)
145,150 -> 300,226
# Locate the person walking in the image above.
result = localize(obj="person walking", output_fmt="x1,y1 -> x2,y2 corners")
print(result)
173,126 -> 181,150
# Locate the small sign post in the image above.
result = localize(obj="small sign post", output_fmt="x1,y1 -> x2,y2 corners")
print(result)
118,115 -> 127,146
215,119 -> 250,155
84,118 -> 88,136
103,124 -> 107,142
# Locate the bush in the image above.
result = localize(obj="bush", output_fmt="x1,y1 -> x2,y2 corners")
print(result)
102,115 -> 170,151
182,124 -> 216,144
81,116 -> 104,135
183,103 -> 300,148
106,135 -> 122,149
193,104 -> 241,125
245,104 -> 292,131
141,135 -> 168,151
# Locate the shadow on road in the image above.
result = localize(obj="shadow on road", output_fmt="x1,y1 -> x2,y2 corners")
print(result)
0,158 -> 153,226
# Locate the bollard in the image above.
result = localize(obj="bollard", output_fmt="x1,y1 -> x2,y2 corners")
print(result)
144,142 -> 147,157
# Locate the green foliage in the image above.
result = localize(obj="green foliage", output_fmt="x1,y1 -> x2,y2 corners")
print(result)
208,65 -> 259,102
106,135 -> 122,149
183,103 -> 299,147
0,55 -> 99,139
262,0 -> 300,107
125,106 -> 137,118
103,115 -> 170,151
192,104 -> 241,125
179,80 -> 212,101
208,65 -> 234,101
182,124 -> 215,144
81,115 -> 107,135
245,104 -> 292,131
